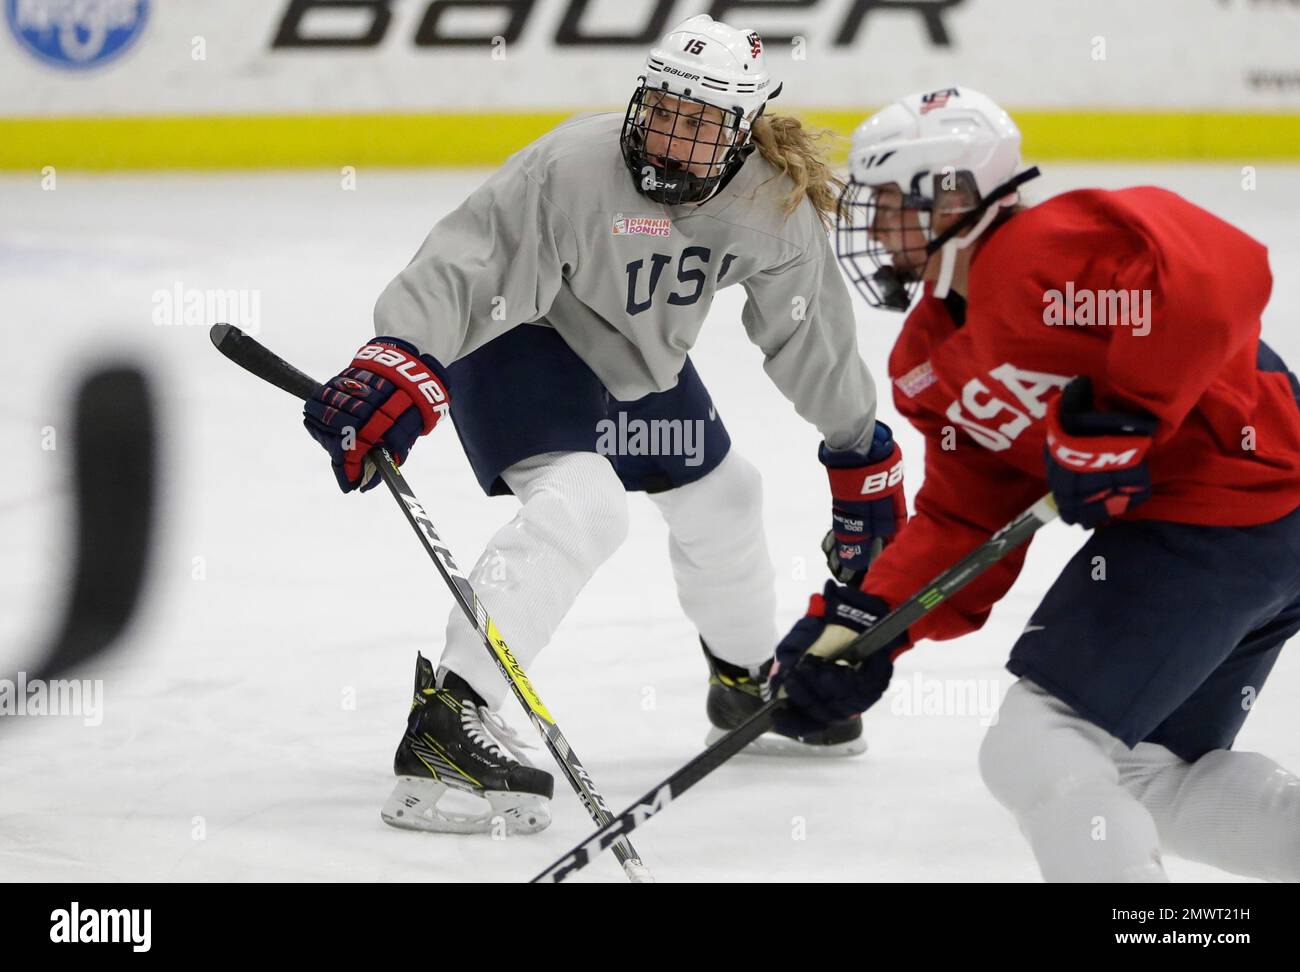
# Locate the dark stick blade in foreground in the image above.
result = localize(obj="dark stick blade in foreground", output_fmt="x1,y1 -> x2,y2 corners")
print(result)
31,367 -> 157,683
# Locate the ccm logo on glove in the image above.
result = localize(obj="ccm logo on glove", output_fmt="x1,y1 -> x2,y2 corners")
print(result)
1045,437 -> 1146,472
829,600 -> 884,628
1044,375 -> 1156,528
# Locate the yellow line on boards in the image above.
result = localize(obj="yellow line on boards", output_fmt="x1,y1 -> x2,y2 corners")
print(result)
4,110 -> 1299,170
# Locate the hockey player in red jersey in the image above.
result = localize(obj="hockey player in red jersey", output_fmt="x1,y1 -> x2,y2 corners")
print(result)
774,86 -> 1300,881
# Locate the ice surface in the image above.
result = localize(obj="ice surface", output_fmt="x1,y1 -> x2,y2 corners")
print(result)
2,164 -> 1298,882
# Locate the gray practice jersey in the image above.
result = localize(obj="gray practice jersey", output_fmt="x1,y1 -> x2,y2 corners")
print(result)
374,112 -> 877,452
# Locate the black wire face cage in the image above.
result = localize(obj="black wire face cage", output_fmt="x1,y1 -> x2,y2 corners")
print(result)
834,176 -> 939,313
621,82 -> 751,206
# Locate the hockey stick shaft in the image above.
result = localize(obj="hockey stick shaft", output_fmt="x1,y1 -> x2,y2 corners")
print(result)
531,493 -> 1059,883
209,324 -> 651,882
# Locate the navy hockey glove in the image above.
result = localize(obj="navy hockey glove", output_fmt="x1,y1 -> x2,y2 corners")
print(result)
821,421 -> 906,583
770,580 -> 909,737
1045,376 -> 1156,529
303,337 -> 450,493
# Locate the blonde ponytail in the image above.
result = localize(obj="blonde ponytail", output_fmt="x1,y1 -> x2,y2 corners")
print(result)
749,114 -> 845,227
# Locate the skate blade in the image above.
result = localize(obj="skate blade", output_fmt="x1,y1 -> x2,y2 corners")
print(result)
380,777 -> 551,835
705,726 -> 867,758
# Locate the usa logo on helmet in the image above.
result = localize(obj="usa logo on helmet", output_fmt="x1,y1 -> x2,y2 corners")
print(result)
920,87 -> 961,115
6,0 -> 150,70
746,30 -> 762,58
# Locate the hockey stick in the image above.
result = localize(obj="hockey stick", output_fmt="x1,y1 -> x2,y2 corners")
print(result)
532,493 -> 1059,883
24,367 -> 156,685
208,324 -> 653,883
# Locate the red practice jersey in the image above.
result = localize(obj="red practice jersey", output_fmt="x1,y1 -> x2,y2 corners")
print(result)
865,186 -> 1300,643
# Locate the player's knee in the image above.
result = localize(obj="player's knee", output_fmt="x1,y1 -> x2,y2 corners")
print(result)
1197,750 -> 1300,878
659,450 -> 763,529
979,696 -> 1034,812
1114,741 -> 1186,802
575,471 -> 630,562
979,679 -> 1049,808
531,452 -> 629,564
979,678 -> 1116,815
712,451 -> 764,518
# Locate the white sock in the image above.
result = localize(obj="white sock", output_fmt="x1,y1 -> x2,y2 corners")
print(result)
1118,742 -> 1300,881
646,451 -> 776,669
980,678 -> 1168,882
438,451 -> 629,711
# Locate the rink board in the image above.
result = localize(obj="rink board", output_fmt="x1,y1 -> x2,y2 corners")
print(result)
4,0 -> 1300,168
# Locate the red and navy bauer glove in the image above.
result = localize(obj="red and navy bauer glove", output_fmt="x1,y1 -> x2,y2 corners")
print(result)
1045,376 -> 1157,529
820,421 -> 906,583
303,336 -> 451,493
770,580 -> 909,739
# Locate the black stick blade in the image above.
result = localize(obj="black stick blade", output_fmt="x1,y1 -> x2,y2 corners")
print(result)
209,322 -> 238,351
35,367 -> 156,681
209,323 -> 319,401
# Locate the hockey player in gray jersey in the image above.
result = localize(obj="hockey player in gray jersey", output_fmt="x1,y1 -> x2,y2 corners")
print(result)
302,14 -> 904,835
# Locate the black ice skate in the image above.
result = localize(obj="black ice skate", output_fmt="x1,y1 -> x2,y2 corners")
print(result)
702,640 -> 867,757
380,653 -> 554,835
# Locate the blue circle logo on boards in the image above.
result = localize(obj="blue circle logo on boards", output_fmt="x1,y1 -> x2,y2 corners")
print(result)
6,0 -> 149,70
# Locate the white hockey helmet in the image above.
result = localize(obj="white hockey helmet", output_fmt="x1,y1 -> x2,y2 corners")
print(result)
835,86 -> 1039,310
622,14 -> 782,206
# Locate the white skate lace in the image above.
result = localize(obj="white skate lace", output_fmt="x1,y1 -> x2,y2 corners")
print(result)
460,702 -> 538,766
